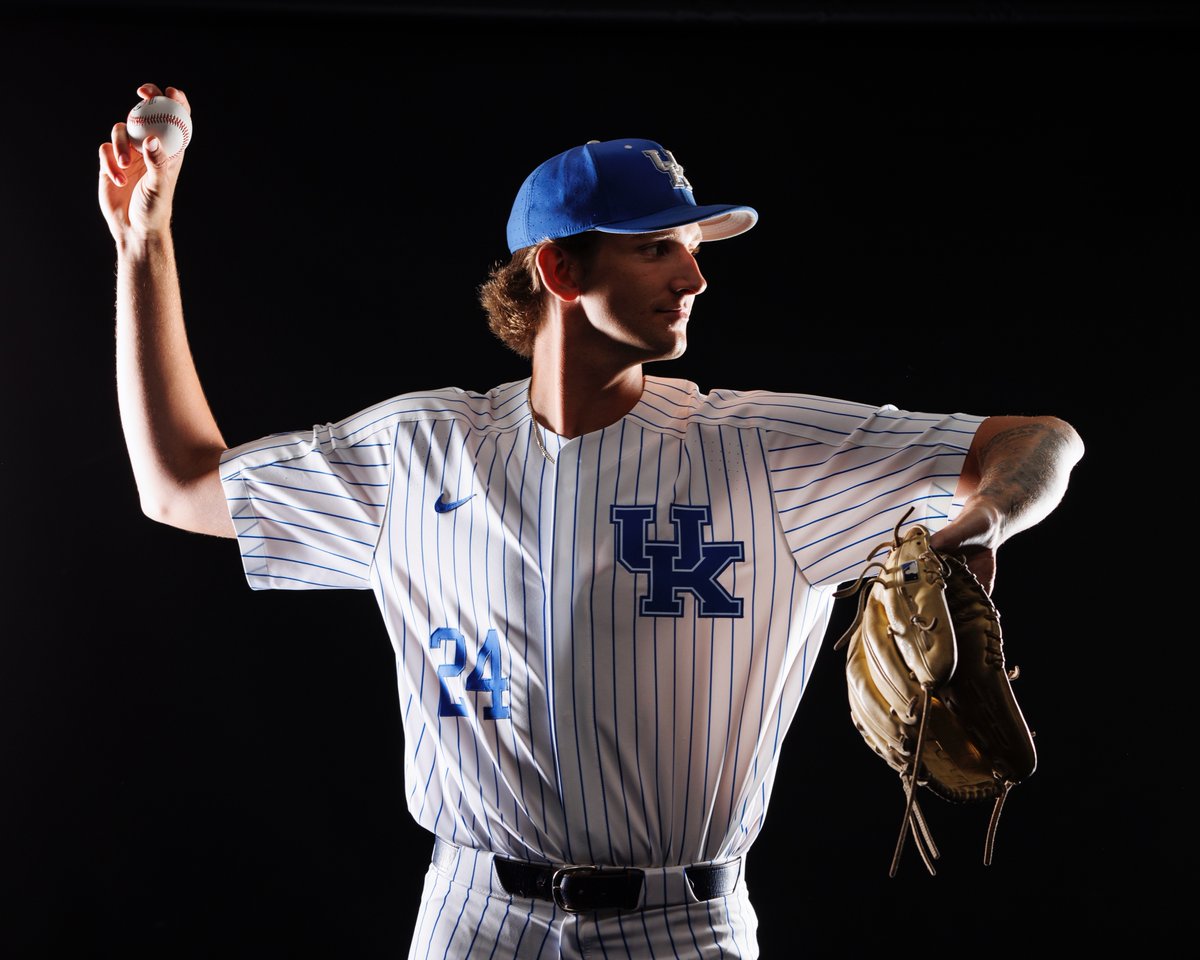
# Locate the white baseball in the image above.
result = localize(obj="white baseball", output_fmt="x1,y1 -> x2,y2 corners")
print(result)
126,96 -> 193,160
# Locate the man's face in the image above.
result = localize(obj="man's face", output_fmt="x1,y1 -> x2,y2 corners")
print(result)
573,224 -> 707,364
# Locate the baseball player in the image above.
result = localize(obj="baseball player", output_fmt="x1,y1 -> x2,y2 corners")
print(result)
98,83 -> 1084,958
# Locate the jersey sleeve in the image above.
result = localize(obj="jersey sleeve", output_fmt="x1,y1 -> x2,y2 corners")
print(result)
218,421 -> 395,591
761,397 -> 985,588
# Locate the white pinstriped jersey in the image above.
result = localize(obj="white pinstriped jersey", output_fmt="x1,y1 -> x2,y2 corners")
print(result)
219,376 -> 983,869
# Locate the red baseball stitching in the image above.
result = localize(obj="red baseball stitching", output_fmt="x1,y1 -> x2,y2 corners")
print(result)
128,112 -> 191,153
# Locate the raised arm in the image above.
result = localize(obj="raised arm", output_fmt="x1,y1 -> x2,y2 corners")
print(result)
98,83 -> 233,538
929,414 -> 1085,592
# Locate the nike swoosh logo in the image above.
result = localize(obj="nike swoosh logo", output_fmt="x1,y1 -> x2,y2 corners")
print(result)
434,493 -> 476,514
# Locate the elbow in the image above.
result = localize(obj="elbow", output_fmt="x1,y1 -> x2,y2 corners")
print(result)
974,414 -> 1085,470
133,465 -> 235,538
137,489 -> 228,537
129,448 -> 229,534
1043,416 -> 1085,468
137,487 -> 189,528
132,466 -> 188,525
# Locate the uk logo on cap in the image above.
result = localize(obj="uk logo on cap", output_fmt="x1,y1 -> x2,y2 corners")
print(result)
642,149 -> 693,191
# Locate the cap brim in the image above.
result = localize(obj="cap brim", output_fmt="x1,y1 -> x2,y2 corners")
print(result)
593,204 -> 759,241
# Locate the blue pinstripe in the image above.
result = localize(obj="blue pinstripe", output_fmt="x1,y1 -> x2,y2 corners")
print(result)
725,428 -> 754,834
483,435 -> 506,838
565,439 -> 596,865
627,424 -> 654,867
228,513 -> 377,549
415,421 -> 441,824
748,429 -> 774,794
677,597 -> 699,867
674,440 -> 699,863
695,424 -> 721,859
441,863 -> 475,960
788,489 -> 951,549
421,866 -> 456,960
238,478 -> 385,506
760,565 -> 803,833
399,424 -> 421,735
445,425 -> 472,845
771,437 -> 953,478
799,501 -> 953,581
484,900 -> 514,960
517,428 -> 551,858
610,421 -> 643,878
650,432 -> 670,862
781,472 -> 960,539
487,434 -> 520,830
263,462 -> 388,485
424,424 -> 456,834
235,497 -> 381,532
239,552 -> 364,578
538,447 -> 569,862
774,449 -> 964,502
459,431 -> 493,848
587,430 -> 619,867
236,534 -> 370,566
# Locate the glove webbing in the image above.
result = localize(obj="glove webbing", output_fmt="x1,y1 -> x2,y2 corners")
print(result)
835,559 -> 949,877
886,672 -> 1018,876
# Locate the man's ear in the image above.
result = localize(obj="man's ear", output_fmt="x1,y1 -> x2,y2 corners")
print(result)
534,243 -> 583,303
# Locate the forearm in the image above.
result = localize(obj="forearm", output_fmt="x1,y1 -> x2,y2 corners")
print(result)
115,232 -> 232,535
970,416 -> 1085,543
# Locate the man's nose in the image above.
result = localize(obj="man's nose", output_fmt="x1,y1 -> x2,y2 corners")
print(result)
676,251 -> 707,297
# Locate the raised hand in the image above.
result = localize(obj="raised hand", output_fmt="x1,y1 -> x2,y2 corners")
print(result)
98,83 -> 192,246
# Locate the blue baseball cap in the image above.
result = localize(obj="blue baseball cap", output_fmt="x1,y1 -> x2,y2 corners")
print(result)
506,138 -> 758,254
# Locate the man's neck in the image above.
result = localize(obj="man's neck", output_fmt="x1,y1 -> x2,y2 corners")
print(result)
528,350 -> 645,440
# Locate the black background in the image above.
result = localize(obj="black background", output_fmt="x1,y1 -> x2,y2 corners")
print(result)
1,2 -> 1190,956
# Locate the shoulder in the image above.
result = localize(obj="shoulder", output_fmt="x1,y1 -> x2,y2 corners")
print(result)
221,379 -> 531,471
328,379 -> 531,445
643,377 -> 983,451
646,377 -> 889,442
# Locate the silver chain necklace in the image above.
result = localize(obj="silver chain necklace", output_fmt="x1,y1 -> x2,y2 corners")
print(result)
527,387 -> 556,464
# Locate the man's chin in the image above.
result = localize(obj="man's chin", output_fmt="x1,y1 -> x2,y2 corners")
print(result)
644,340 -> 688,365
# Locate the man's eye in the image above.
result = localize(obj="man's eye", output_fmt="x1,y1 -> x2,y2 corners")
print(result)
641,240 -> 699,257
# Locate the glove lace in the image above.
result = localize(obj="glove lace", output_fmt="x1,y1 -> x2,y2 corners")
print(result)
890,684 -> 942,878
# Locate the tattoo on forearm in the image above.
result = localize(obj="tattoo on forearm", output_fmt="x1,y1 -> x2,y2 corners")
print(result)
975,422 -> 1074,522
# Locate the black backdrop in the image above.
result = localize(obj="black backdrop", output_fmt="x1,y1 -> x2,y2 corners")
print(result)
1,2 -> 1189,956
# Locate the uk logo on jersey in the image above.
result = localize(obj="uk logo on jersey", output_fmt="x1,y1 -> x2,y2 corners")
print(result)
611,503 -> 744,618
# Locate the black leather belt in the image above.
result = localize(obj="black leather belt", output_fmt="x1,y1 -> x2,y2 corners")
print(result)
433,838 -> 740,913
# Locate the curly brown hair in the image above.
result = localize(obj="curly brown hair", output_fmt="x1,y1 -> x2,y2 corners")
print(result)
478,232 -> 602,358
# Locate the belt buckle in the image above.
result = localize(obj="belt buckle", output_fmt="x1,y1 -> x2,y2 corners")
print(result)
551,865 -> 599,913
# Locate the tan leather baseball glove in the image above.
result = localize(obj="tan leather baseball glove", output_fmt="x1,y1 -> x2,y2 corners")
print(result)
833,508 -> 1037,876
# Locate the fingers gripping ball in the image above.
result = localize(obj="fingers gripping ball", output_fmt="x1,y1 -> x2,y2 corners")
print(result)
126,96 -> 192,160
